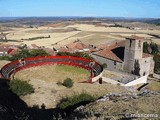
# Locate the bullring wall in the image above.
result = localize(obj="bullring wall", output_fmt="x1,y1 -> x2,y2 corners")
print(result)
0,56 -> 103,83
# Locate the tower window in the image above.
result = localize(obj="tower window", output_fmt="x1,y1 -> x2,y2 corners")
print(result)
138,40 -> 141,48
129,40 -> 132,47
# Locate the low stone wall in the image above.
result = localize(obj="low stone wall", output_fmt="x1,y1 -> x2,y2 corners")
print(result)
153,73 -> 160,79
124,75 -> 148,86
102,77 -> 125,86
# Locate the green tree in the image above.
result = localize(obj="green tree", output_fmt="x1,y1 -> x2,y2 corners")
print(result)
30,49 -> 49,57
153,54 -> 160,74
150,42 -> 159,54
63,78 -> 74,88
58,92 -> 96,109
10,49 -> 50,61
132,59 -> 140,76
9,79 -> 34,96
57,52 -> 94,60
10,49 -> 31,60
143,42 -> 149,53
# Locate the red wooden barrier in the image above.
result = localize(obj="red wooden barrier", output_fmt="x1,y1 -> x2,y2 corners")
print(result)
1,56 -> 103,83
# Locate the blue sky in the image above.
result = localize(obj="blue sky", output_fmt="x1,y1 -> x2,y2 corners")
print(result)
0,0 -> 160,18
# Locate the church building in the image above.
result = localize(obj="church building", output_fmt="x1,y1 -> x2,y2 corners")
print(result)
92,36 -> 154,76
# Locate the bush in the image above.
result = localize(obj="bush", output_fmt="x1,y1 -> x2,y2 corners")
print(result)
9,79 -> 34,96
57,52 -> 94,60
10,49 -> 50,61
102,63 -> 107,68
0,56 -> 11,61
58,93 -> 96,109
63,78 -> 73,88
153,54 -> 160,74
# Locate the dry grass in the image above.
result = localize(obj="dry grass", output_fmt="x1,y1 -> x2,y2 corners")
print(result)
147,80 -> 160,92
82,95 -> 160,119
14,64 -> 90,83
3,23 -> 160,49
0,60 -> 10,68
13,64 -> 127,109
20,79 -> 127,109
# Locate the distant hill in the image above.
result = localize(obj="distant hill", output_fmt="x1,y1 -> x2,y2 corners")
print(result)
0,16 -> 160,26
145,19 -> 160,26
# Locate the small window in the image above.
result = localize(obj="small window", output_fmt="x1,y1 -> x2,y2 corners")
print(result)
114,61 -> 116,65
138,40 -> 141,48
143,72 -> 146,76
129,40 -> 132,47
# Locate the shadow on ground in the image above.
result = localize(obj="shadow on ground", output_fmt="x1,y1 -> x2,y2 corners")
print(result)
0,78 -> 86,120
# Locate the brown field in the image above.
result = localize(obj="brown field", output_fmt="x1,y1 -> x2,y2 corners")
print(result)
4,23 -> 159,49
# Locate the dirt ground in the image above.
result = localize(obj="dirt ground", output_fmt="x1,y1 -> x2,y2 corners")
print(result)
14,64 -> 90,83
13,64 -> 127,109
20,79 -> 127,109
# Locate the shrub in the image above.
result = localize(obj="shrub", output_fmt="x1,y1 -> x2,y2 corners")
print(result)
58,93 -> 96,109
153,54 -> 160,74
102,63 -> 107,68
10,49 -> 50,61
57,52 -> 94,60
9,79 -> 34,96
63,78 -> 73,88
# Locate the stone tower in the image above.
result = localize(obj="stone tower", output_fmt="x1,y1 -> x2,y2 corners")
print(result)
123,36 -> 144,74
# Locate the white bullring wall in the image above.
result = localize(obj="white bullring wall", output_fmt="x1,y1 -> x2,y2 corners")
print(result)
124,75 -> 148,86
92,70 -> 104,82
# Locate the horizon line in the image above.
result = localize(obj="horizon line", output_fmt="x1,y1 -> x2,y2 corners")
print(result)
0,16 -> 159,19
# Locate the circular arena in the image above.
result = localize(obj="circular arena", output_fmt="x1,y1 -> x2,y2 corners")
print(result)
0,56 -> 103,83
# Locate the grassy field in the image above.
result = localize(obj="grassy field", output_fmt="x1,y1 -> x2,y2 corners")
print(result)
147,80 -> 160,92
14,64 -> 90,83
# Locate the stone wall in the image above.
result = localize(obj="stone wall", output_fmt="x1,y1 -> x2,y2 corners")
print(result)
91,54 -> 123,70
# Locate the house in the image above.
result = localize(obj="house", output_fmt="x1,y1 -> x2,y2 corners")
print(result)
58,40 -> 99,53
0,44 -> 19,56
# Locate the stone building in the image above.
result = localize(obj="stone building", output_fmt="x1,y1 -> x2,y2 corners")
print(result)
92,36 -> 154,76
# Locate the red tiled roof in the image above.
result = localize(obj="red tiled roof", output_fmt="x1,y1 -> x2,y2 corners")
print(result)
94,41 -> 125,63
58,47 -> 73,53
7,48 -> 14,54
66,41 -> 88,50
95,48 -> 123,62
8,49 -> 18,55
